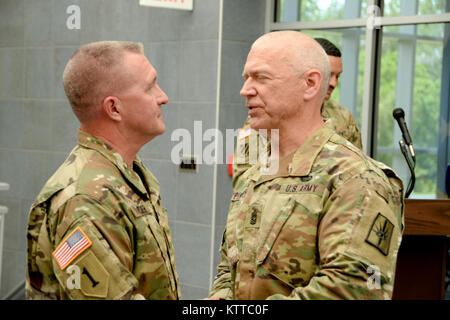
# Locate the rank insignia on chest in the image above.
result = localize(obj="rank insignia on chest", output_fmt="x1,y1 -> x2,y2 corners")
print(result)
135,204 -> 148,214
52,227 -> 92,270
365,213 -> 394,256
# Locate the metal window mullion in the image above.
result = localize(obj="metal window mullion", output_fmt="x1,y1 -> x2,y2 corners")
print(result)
341,0 -> 363,117
436,0 -> 450,197
0,210 -> 5,291
270,18 -> 367,31
265,0 -> 276,33
269,14 -> 450,31
0,182 -> 9,292
362,0 -> 383,157
380,13 -> 450,27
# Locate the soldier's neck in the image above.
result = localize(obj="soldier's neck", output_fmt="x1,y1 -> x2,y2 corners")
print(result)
80,124 -> 140,167
275,119 -> 324,159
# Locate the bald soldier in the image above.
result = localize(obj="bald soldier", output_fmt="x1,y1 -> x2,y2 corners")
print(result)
26,41 -> 180,300
232,37 -> 362,187
209,32 -> 404,300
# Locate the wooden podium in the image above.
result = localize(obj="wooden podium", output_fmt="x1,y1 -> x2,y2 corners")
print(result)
392,199 -> 450,300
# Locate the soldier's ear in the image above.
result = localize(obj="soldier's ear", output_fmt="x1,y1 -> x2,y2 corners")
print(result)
302,69 -> 322,102
101,96 -> 122,122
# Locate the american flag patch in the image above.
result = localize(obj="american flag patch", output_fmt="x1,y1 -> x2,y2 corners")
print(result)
52,227 -> 92,270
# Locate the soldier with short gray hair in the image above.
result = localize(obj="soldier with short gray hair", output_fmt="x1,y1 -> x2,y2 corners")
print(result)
26,41 -> 180,300
209,31 -> 404,300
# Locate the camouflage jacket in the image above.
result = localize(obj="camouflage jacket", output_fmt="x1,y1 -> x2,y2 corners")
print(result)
232,99 -> 362,187
210,122 -> 404,300
26,130 -> 180,300
321,99 -> 362,150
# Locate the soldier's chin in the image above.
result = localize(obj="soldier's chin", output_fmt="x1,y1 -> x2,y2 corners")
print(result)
160,123 -> 166,134
154,122 -> 166,136
249,120 -> 270,133
249,118 -> 260,130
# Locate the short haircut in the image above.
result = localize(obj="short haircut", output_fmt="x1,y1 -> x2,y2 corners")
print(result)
314,38 -> 342,57
62,41 -> 144,122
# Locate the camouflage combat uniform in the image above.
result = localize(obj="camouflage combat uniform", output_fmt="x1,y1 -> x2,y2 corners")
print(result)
210,121 -> 404,300
26,130 -> 180,300
321,99 -> 362,150
232,99 -> 362,187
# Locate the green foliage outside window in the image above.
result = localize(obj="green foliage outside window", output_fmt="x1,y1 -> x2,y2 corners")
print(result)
277,0 -> 447,197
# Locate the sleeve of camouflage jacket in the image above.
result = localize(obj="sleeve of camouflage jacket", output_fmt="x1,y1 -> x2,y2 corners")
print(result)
268,170 -> 403,300
347,112 -> 363,150
51,195 -> 140,300
208,231 -> 234,300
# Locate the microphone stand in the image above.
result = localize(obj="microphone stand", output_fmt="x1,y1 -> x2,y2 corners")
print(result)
398,139 -> 416,198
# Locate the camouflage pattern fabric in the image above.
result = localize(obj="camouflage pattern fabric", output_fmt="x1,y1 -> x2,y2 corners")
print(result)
321,99 -> 362,150
26,130 -> 180,300
210,121 -> 404,300
232,99 -> 362,187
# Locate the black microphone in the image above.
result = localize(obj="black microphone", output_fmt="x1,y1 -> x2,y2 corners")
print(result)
393,108 -> 415,158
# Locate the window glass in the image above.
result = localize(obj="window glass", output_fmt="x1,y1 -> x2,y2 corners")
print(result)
276,0 -> 370,22
274,0 -> 450,198
383,0 -> 449,17
302,29 -> 366,130
376,23 -> 447,198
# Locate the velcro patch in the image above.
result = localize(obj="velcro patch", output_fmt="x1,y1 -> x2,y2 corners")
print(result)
53,227 -> 92,270
365,213 -> 394,256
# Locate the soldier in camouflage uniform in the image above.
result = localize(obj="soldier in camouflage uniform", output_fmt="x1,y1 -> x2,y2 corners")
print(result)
26,41 -> 180,300
209,31 -> 404,300
232,38 -> 362,187
316,37 -> 362,150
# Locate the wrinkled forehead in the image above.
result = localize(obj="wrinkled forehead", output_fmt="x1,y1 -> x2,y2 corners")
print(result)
244,43 -> 293,74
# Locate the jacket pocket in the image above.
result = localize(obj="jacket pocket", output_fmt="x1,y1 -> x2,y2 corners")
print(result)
256,197 -> 297,265
256,196 -> 319,288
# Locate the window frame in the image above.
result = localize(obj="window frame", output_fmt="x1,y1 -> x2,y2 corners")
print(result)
266,0 -> 450,197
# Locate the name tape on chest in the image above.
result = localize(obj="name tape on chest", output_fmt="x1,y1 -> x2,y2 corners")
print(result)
52,227 -> 92,270
267,182 -> 324,194
282,183 -> 322,193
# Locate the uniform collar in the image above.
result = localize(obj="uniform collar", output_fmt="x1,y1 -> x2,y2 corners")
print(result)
252,121 -> 335,186
290,120 -> 335,176
77,129 -> 158,197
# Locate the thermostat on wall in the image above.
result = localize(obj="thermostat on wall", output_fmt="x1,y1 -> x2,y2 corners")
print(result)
180,155 -> 198,172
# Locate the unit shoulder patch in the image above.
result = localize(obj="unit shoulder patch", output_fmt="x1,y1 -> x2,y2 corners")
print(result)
77,251 -> 110,298
365,213 -> 394,256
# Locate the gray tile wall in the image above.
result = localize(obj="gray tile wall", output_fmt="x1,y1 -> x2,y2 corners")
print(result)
212,0 -> 266,280
0,0 -> 265,299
